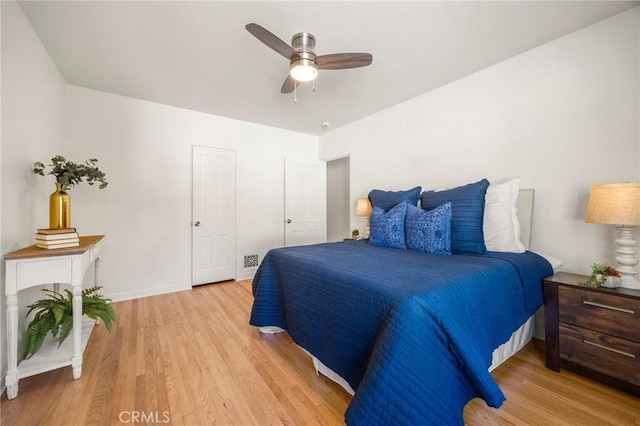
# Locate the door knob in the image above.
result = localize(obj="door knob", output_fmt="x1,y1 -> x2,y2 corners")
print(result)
286,219 -> 292,224
194,221 -> 201,227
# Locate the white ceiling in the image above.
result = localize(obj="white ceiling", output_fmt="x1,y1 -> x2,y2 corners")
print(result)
18,1 -> 639,136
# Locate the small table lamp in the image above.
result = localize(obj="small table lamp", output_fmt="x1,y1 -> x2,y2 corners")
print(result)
585,182 -> 640,289
356,198 -> 373,238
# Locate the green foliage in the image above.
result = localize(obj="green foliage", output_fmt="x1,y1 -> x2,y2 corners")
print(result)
22,285 -> 117,360
580,263 -> 621,288
590,263 -> 609,275
33,155 -> 108,190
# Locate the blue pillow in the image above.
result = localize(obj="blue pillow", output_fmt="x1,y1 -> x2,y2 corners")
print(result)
369,202 -> 407,249
420,179 -> 490,254
405,203 -> 452,255
368,186 -> 421,212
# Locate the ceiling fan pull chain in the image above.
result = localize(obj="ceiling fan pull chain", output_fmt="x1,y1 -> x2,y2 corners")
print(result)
294,84 -> 297,103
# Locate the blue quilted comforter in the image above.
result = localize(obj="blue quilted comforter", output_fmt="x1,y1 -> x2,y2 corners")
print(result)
250,240 -> 552,425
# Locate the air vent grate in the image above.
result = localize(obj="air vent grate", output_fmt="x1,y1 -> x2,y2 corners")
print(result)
244,255 -> 259,268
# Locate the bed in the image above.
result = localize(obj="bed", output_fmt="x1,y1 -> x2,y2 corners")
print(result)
250,182 -> 554,425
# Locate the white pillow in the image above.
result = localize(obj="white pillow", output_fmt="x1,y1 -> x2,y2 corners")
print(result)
483,179 -> 526,253
532,251 -> 564,272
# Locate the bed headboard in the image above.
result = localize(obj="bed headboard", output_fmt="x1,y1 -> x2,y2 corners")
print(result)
516,188 -> 534,250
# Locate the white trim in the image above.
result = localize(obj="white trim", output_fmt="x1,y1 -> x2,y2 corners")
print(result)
108,281 -> 191,303
236,270 -> 256,281
322,153 -> 350,162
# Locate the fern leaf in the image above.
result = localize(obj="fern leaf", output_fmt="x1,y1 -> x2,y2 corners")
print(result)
52,305 -> 66,325
22,314 -> 56,359
83,302 -> 117,331
57,316 -> 74,346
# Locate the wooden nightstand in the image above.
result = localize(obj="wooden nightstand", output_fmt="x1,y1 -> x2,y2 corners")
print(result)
543,272 -> 640,396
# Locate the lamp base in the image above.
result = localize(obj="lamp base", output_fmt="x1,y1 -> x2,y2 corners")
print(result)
620,276 -> 640,290
615,226 -> 640,290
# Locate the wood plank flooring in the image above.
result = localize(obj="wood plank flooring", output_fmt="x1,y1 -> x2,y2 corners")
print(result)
2,279 -> 638,425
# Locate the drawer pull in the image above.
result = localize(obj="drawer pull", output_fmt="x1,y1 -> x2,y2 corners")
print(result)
582,301 -> 634,314
583,340 -> 636,358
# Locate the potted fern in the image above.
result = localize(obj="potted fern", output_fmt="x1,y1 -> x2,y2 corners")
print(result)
22,285 -> 117,359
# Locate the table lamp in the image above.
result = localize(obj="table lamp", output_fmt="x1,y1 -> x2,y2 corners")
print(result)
356,198 -> 373,238
585,182 -> 640,289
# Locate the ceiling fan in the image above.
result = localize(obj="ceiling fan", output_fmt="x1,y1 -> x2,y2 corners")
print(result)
246,23 -> 373,94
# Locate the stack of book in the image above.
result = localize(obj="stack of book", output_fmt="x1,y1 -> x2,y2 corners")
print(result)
35,227 -> 80,249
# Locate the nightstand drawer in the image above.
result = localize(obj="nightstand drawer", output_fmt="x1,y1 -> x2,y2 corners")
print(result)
560,323 -> 640,386
558,285 -> 640,342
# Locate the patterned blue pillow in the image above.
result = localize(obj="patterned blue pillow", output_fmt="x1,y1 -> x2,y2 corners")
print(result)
368,186 -> 421,212
369,202 -> 407,249
420,179 -> 490,254
405,203 -> 452,255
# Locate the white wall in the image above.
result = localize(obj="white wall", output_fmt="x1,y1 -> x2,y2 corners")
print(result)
1,0 -> 67,391
320,7 -> 640,276
63,86 -> 318,301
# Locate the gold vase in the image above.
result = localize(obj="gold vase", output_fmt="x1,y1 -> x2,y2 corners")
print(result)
49,182 -> 71,228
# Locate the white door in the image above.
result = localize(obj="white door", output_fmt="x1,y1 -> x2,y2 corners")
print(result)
192,146 -> 236,285
285,159 -> 327,246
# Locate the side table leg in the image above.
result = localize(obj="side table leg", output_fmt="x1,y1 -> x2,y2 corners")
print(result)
71,283 -> 82,380
94,256 -> 101,284
93,257 -> 102,325
6,294 -> 19,399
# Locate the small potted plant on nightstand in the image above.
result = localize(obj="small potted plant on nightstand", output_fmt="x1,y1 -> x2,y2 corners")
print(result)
351,229 -> 360,240
581,263 -> 622,289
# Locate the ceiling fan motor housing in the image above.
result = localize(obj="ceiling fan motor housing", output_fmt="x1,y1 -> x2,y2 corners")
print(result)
290,32 -> 318,81
291,32 -> 316,53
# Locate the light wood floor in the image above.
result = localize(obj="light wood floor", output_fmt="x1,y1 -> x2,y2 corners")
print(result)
2,279 -> 638,425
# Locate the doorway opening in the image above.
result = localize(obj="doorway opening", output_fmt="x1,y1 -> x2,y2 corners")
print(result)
326,156 -> 350,242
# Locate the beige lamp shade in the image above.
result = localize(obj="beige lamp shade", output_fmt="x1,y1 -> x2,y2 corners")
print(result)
585,183 -> 640,225
356,198 -> 373,217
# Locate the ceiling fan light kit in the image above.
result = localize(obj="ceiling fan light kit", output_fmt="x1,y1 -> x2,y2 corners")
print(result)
290,58 -> 318,82
289,32 -> 318,82
245,23 -> 373,95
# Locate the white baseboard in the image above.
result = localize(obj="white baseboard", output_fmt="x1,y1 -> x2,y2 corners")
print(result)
236,270 -> 256,281
107,281 -> 192,303
106,273 -> 256,303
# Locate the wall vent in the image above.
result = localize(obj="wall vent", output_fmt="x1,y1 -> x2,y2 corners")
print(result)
244,255 -> 259,268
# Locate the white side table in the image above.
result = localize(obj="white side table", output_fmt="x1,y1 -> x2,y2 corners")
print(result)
4,235 -> 104,399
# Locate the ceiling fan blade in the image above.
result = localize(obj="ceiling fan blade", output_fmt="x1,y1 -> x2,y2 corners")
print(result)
317,53 -> 373,70
281,75 -> 300,94
246,23 -> 299,60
